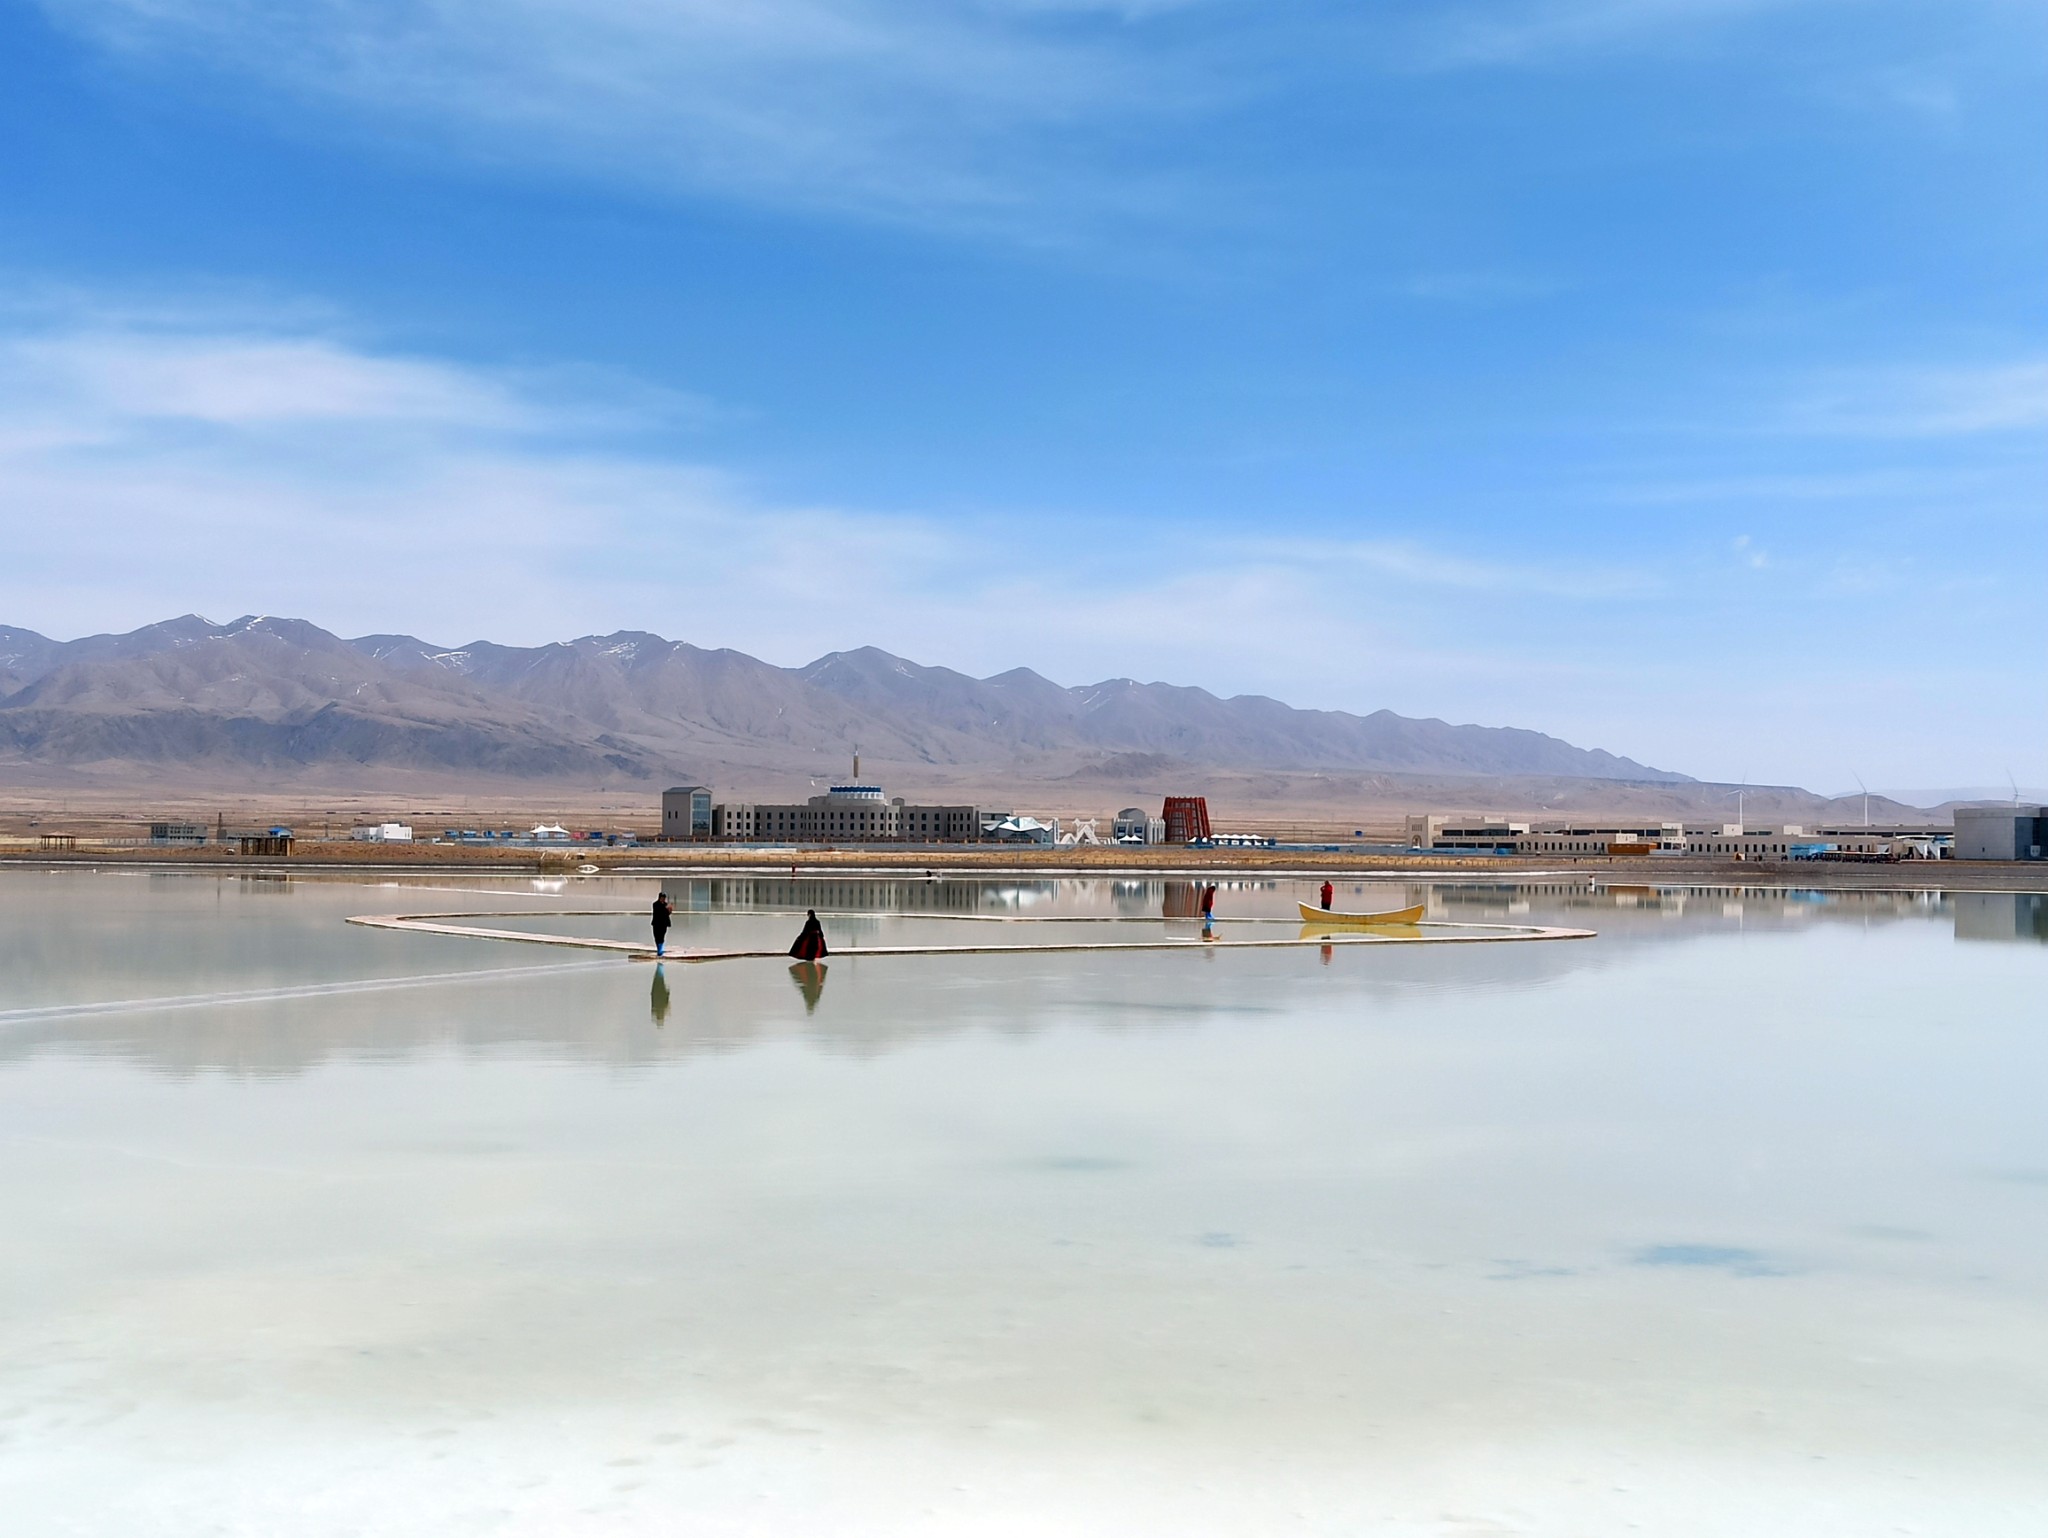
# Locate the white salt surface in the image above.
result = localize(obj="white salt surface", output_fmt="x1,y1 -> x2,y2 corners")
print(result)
2,871 -> 2045,1535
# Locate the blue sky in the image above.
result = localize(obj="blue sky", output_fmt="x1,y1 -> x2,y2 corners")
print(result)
0,0 -> 2041,791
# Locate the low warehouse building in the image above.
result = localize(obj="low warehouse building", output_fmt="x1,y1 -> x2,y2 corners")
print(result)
1954,806 -> 2048,861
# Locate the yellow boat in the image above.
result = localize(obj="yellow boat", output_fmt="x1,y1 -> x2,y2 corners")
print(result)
1297,901 -> 1425,927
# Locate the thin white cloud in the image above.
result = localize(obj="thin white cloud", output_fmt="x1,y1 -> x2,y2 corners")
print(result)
1414,0 -> 1843,68
38,0 -> 1225,236
0,295 -> 1696,762
2,297 -> 2039,786
1257,537 -> 1661,601
1601,468 -> 1942,503
2,330 -> 530,430
1785,359 -> 2048,437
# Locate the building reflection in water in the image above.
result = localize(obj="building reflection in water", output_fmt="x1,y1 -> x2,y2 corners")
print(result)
1955,892 -> 2048,944
19,876 -> 2042,1079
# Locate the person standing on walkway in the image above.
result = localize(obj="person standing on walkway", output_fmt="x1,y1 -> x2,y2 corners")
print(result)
1200,883 -> 1217,937
789,909 -> 828,961
651,891 -> 673,957
1319,880 -> 1334,911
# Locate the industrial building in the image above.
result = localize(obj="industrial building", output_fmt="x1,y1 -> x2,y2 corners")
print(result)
664,767 -> 985,845
1404,814 -> 1946,859
662,774 -> 1227,849
1954,806 -> 2048,861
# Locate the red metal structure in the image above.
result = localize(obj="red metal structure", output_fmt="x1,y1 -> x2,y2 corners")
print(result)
1161,796 -> 1212,844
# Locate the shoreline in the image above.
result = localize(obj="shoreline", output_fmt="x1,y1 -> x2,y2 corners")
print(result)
5,843 -> 2046,892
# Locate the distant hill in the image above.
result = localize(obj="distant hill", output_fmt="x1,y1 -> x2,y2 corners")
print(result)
0,614 -> 1692,791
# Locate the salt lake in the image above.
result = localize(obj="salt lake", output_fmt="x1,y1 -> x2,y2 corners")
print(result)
2,868 -> 2044,1535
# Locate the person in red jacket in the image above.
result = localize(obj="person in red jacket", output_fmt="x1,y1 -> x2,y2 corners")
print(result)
1319,880 -> 1334,911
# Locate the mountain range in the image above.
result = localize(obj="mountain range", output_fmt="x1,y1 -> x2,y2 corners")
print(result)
0,614 -> 1691,795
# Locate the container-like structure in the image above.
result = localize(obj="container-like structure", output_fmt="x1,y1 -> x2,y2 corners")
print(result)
1161,797 -> 1212,845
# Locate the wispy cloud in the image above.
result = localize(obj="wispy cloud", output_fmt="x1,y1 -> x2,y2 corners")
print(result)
1412,0 -> 1860,68
1784,359 -> 2048,437
37,0 -> 2030,245
3,330 -> 530,431
2,294 -> 2038,785
1262,537 -> 1660,601
1600,468 -> 1946,504
39,0 -> 1229,237
0,297 -> 1586,705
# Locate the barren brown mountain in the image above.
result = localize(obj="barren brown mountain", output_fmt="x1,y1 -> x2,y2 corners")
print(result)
0,615 -> 1933,827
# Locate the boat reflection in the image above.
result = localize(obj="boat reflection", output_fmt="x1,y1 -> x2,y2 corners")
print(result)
1296,923 -> 1425,942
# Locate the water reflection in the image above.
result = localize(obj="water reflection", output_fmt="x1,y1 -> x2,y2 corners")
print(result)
1955,891 -> 2048,944
5,875 -> 2044,1079
788,960 -> 829,1014
6,874 -> 2046,1534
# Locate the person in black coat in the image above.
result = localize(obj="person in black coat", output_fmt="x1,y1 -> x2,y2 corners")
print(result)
651,891 -> 673,957
789,909 -> 828,961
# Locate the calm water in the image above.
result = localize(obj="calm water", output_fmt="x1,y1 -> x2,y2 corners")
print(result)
2,869 -> 2045,1535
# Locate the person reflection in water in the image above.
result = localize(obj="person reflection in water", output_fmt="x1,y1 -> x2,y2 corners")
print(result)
649,964 -> 671,1025
789,909 -> 828,961
650,891 -> 674,957
789,960 -> 828,1014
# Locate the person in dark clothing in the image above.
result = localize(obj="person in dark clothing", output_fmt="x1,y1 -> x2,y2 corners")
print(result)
651,892 -> 673,957
1199,884 -> 1217,937
789,908 -> 828,961
1320,880 -> 1334,910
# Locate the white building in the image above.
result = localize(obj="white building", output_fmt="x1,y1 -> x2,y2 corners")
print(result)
1405,813 -> 1941,860
1112,807 -> 1168,845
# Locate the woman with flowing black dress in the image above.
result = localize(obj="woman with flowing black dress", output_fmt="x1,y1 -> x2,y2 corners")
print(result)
789,909 -> 828,961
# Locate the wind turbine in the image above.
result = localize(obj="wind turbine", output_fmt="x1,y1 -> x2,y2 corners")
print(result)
1721,778 -> 1747,834
1852,772 -> 1869,829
